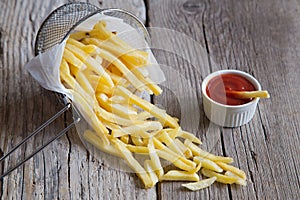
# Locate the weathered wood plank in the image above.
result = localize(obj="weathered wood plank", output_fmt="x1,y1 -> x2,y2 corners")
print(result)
1,0 -> 300,199
203,1 -> 300,199
0,0 -> 66,199
148,0 -> 300,199
88,0 -> 146,23
0,0 -> 156,200
147,1 -> 231,199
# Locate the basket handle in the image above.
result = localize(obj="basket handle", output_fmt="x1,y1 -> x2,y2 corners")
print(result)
0,98 -> 80,179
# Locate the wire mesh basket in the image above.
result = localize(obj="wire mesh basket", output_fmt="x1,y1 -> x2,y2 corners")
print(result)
0,2 -> 148,179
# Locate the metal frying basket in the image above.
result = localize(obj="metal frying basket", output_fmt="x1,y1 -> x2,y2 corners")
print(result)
0,2 -> 149,179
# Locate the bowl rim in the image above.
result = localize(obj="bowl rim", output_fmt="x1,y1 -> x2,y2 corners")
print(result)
201,69 -> 262,108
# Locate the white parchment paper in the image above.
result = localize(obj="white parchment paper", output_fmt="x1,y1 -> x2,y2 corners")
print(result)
25,14 -> 165,100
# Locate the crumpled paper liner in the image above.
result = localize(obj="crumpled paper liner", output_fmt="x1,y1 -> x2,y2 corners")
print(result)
25,13 -> 165,99
24,13 -> 166,172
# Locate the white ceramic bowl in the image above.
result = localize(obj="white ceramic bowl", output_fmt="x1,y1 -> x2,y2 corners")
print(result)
201,69 -> 261,127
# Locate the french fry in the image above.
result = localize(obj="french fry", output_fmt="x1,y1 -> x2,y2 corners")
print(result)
188,161 -> 202,174
160,170 -> 199,182
63,48 -> 86,70
148,139 -> 164,179
109,95 -> 128,104
83,130 -> 119,157
201,168 -> 238,184
60,60 -> 96,106
67,37 -> 85,48
184,139 -> 233,163
142,138 -> 150,146
66,43 -> 114,88
81,44 -> 101,56
60,59 -> 76,88
105,69 -> 128,85
174,139 -> 193,159
156,150 -> 193,172
216,162 -> 246,180
165,127 -> 180,139
89,21 -> 111,40
101,120 -> 121,131
69,31 -> 90,40
156,147 -> 196,172
97,47 -> 147,91
130,130 -> 154,139
107,63 -> 123,76
96,93 -> 111,111
82,37 -> 149,67
59,19 -> 247,190
182,177 -> 217,191
96,93 -> 137,119
94,104 -> 140,126
131,135 -> 144,146
178,130 -> 202,144
194,156 -> 223,173
115,86 -> 179,128
76,71 -> 95,96
225,171 -> 247,186
70,90 -> 109,145
120,135 -> 129,144
126,144 -> 149,154
112,121 -> 162,137
111,103 -> 138,119
69,63 -> 80,78
95,56 -> 103,66
125,63 -> 162,95
112,139 -> 153,188
96,84 -> 113,96
226,90 -> 270,99
87,74 -> 100,86
144,160 -> 159,187
136,111 -> 153,121
123,63 -> 162,95
157,130 -> 184,156
89,21 -> 149,63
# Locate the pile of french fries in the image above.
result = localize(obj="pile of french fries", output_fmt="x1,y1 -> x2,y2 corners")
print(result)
59,20 -> 246,190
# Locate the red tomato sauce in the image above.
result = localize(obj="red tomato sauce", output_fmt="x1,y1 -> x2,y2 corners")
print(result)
206,74 -> 256,105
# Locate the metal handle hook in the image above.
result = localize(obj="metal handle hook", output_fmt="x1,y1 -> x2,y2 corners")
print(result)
0,99 -> 80,179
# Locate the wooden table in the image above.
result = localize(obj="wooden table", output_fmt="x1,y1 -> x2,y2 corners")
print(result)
1,0 -> 299,199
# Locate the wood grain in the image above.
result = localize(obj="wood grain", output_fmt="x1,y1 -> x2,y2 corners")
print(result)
148,0 -> 300,199
0,0 -> 156,200
1,0 -> 300,199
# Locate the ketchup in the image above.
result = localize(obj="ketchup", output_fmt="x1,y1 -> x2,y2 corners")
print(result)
206,74 -> 256,105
